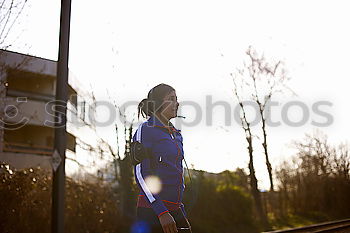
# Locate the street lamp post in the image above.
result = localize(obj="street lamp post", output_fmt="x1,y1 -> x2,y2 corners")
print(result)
52,0 -> 72,233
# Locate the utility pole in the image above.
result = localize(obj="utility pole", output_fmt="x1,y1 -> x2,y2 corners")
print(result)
51,0 -> 72,233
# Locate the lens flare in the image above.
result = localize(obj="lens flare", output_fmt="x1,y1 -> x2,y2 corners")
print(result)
144,175 -> 162,194
131,220 -> 150,233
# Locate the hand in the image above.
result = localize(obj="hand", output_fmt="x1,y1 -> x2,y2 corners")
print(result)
159,212 -> 178,233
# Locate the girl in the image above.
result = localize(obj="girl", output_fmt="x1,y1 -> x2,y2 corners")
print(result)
132,83 -> 192,233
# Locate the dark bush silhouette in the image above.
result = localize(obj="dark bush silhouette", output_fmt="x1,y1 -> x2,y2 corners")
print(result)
0,163 -> 126,233
1,163 -> 259,233
273,132 -> 350,225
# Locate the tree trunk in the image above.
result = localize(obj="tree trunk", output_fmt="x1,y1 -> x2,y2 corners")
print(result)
261,116 -> 274,192
119,124 -> 135,221
247,137 -> 270,230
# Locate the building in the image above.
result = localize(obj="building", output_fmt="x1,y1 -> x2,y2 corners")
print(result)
0,49 -> 86,170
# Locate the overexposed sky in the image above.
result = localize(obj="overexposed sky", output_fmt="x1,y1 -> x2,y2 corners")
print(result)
5,0 -> 350,189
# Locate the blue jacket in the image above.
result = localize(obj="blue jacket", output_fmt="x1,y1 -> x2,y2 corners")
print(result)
133,115 -> 185,217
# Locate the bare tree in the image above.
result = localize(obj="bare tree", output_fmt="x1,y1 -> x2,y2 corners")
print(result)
96,90 -> 138,220
275,131 -> 350,219
231,72 -> 269,229
233,46 -> 292,193
0,0 -> 29,50
230,45 -> 294,228
0,0 -> 32,154
0,0 -> 31,102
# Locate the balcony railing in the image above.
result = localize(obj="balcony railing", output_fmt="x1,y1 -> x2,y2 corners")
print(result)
3,141 -> 53,156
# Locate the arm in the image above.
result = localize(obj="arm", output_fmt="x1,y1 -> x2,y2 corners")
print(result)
134,123 -> 179,233
133,123 -> 169,217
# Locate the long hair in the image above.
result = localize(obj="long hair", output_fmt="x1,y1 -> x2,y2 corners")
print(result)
137,83 -> 175,119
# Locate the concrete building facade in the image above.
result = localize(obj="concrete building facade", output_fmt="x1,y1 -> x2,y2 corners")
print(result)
0,50 -> 84,170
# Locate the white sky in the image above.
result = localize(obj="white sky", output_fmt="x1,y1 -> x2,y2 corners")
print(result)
5,0 -> 350,189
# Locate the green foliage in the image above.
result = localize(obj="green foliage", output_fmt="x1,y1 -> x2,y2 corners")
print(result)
183,170 -> 259,233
